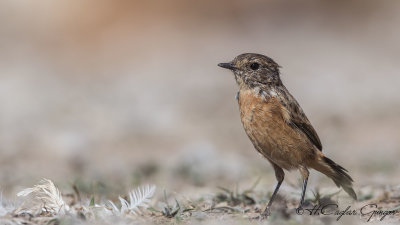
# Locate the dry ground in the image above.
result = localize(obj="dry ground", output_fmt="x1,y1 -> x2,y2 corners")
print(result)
1,0 -> 400,224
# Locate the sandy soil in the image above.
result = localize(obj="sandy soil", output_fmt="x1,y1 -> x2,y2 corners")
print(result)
1,0 -> 400,224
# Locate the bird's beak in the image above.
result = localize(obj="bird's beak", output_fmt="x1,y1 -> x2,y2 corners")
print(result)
218,62 -> 237,71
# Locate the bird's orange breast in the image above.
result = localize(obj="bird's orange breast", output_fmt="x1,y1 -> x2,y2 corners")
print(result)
238,89 -> 314,170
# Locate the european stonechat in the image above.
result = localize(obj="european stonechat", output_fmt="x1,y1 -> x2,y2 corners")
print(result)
218,53 -> 356,218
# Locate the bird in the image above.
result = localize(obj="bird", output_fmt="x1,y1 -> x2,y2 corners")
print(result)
218,53 -> 356,218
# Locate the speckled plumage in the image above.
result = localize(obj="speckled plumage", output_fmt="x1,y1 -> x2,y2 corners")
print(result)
218,53 -> 356,218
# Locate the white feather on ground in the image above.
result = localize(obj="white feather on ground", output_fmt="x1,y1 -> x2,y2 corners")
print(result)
16,178 -> 68,215
108,185 -> 156,216
2,179 -> 157,223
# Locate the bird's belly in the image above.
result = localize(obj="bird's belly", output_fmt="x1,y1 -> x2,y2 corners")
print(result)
241,110 -> 296,169
238,92 -> 308,170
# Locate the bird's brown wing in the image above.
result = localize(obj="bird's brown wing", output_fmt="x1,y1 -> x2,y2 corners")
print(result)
289,112 -> 322,151
278,89 -> 323,151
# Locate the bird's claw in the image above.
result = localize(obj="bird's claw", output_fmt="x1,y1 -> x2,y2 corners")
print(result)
249,207 -> 271,220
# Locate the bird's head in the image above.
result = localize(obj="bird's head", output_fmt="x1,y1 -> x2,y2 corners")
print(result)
218,53 -> 281,88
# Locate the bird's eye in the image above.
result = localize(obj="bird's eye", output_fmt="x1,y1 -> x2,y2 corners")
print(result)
250,63 -> 260,70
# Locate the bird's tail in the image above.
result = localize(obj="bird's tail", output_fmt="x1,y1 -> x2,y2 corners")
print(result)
310,155 -> 357,200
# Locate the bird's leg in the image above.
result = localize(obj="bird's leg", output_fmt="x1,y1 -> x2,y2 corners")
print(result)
297,166 -> 309,209
262,180 -> 282,217
261,163 -> 284,218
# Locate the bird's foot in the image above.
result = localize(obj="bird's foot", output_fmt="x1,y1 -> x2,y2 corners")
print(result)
249,214 -> 269,221
249,207 -> 271,220
262,207 -> 271,217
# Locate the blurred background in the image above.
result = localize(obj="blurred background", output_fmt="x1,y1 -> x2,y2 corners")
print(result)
1,0 -> 400,200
